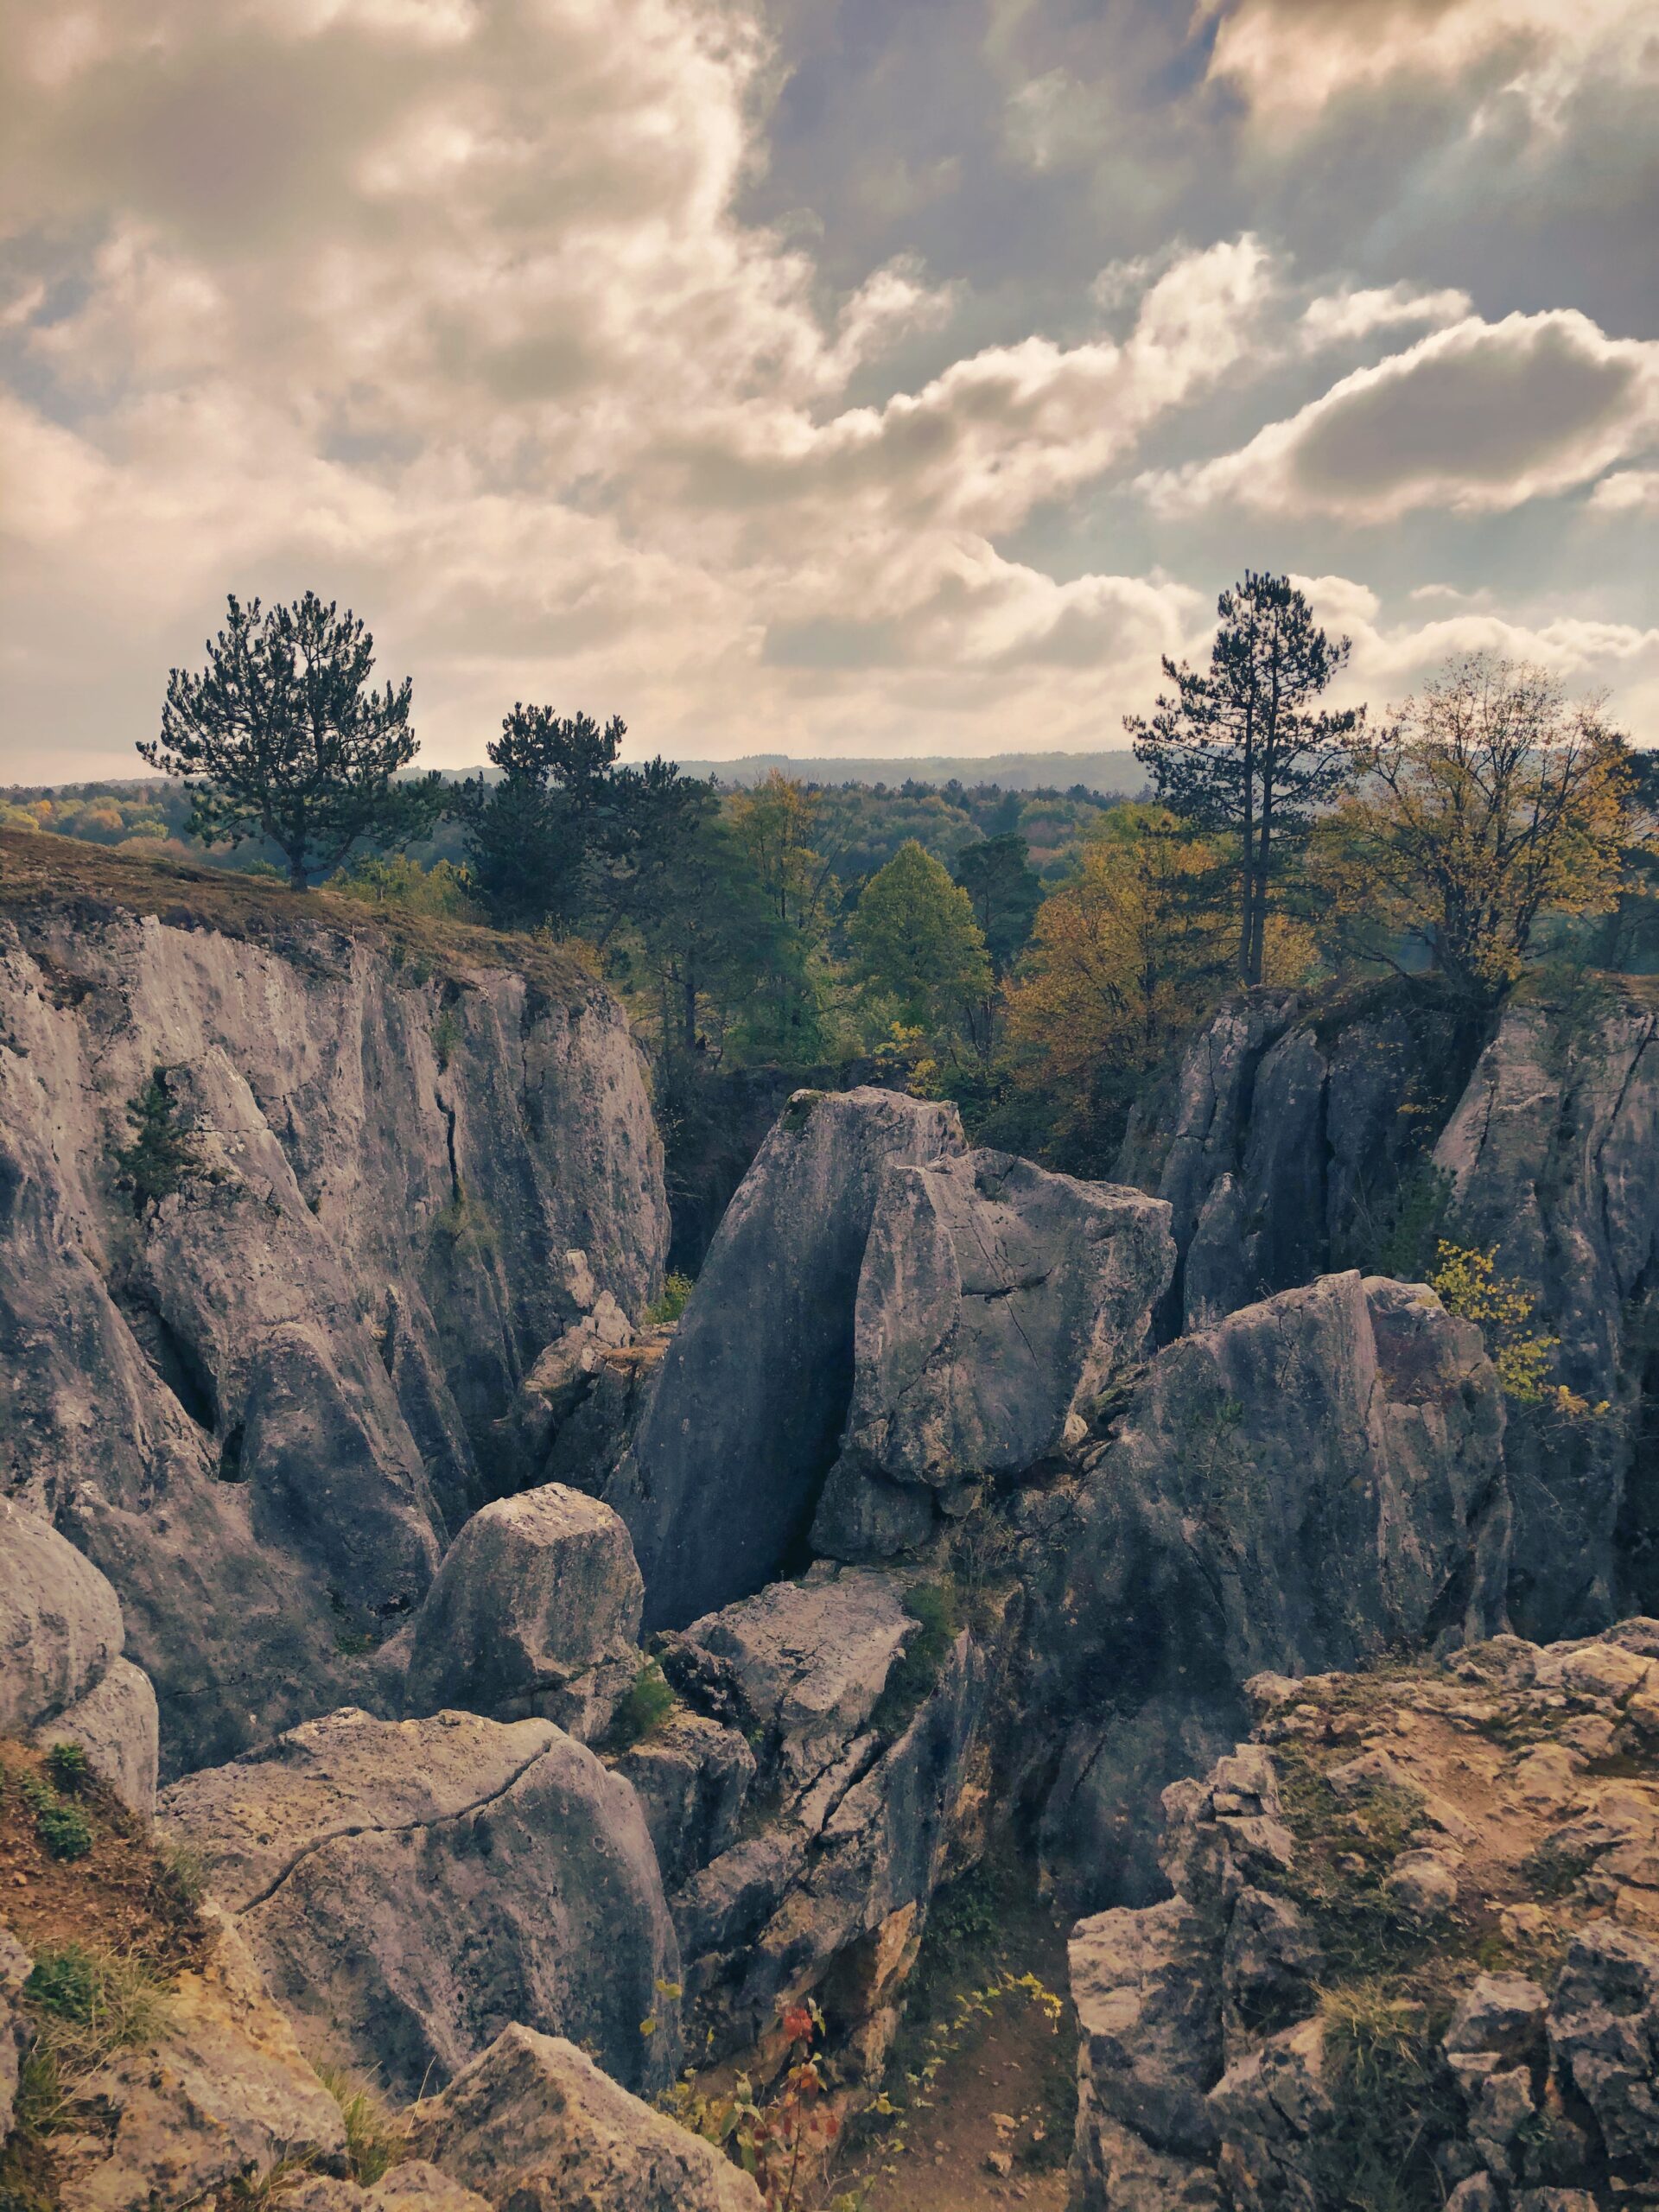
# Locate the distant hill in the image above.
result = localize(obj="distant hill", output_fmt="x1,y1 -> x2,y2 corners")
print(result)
668,751 -> 1147,793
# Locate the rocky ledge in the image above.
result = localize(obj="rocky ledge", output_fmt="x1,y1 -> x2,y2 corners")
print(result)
1070,1621 -> 1659,2209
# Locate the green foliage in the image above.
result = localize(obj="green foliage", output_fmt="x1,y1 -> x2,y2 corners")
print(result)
137,590 -> 442,889
1308,1983 -> 1461,2212
24,1947 -> 101,2022
330,852 -> 479,918
952,833 -> 1043,976
44,1741 -> 92,1795
607,1657 -> 678,1751
151,1836 -> 208,1910
315,2066 -> 405,2185
23,1772 -> 94,1861
871,1581 -> 961,1738
849,842 -> 992,1033
16,1945 -> 167,2127
1371,1164 -> 1452,1283
664,1997 -> 846,2210
1430,1241 -> 1606,1414
645,1272 -> 695,1325
111,1068 -> 201,1218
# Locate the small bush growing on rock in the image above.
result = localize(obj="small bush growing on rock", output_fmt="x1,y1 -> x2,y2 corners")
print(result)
645,1271 -> 696,1325
21,1775 -> 94,1862
315,2066 -> 405,2184
18,1944 -> 167,2120
606,1656 -> 678,1751
1309,1981 -> 1460,2212
871,1581 -> 961,1738
1430,1241 -> 1606,1416
111,1068 -> 203,1218
44,1742 -> 92,1796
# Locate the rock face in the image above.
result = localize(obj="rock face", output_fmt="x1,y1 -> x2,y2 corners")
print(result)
655,1566 -> 990,2067
404,1484 -> 644,1740
1024,1270 -> 1510,1908
0,1923 -> 27,2145
407,2024 -> 764,2212
608,1088 -> 964,1629
1068,1623 -> 1659,2209
0,1497 -> 159,1817
812,1150 -> 1174,1560
1434,999 -> 1659,1635
158,1706 -> 680,2100
54,1909 -> 349,2212
0,841 -> 666,1776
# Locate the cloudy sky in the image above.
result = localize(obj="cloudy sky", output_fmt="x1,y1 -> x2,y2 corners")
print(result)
1,0 -> 1655,778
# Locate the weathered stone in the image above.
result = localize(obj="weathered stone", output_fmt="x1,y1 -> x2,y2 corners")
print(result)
38,1657 -> 160,1822
404,1484 -> 644,1738
406,2024 -> 764,2212
0,1497 -> 124,1737
1385,1847 -> 1462,1919
1070,2107 -> 1226,2212
159,1706 -> 679,2100
1546,1921 -> 1659,2162
284,2161 -> 493,2212
0,867 -> 665,1776
607,1087 -> 963,1628
611,1708 -> 755,1893
1070,1897 -> 1223,2157
1445,1974 -> 1550,2062
813,1150 -> 1173,1556
1029,1271 -> 1508,1909
54,1910 -> 347,2212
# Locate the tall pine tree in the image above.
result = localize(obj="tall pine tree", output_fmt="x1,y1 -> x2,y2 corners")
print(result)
1126,572 -> 1363,983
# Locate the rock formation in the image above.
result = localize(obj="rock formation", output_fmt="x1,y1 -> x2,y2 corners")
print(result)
608,1087 -> 965,1628
159,1706 -> 681,2099
1021,1270 -> 1509,1908
1068,1619 -> 1659,2209
0,845 -> 665,1774
813,1148 -> 1174,1560
0,1497 -> 159,1818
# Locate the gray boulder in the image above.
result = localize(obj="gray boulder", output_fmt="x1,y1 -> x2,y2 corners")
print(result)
611,1708 -> 755,1892
1069,1898 -> 1223,2158
1027,1271 -> 1509,1908
285,2163 -> 492,2212
1,1498 -> 159,1817
158,1706 -> 679,2100
812,1150 -> 1173,1559
407,2024 -> 763,2212
607,1087 -> 963,1629
1547,1922 -> 1659,2164
405,1485 -> 644,1739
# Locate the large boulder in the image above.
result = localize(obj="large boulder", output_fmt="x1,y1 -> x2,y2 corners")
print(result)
407,2024 -> 763,2212
1027,1271 -> 1510,1908
158,1707 -> 679,2101
404,1484 -> 644,1739
813,1149 -> 1173,1557
607,1088 -> 963,1629
1,1497 -> 159,1817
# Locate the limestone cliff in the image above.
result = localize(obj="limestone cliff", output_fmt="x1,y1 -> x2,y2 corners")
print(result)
0,834 -> 666,1775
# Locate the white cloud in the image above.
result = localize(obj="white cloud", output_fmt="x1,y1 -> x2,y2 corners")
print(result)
1588,468 -> 1659,516
1144,309 -> 1659,521
1198,0 -> 1656,135
1297,283 -> 1473,351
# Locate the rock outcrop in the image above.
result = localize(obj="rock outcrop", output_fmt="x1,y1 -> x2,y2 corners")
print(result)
407,2024 -> 765,2212
0,838 -> 666,1776
812,1150 -> 1174,1560
159,1706 -> 680,2100
0,1497 -> 159,1817
1022,1270 -> 1509,1908
608,1088 -> 965,1628
1068,1621 -> 1659,2209
655,1566 -> 990,2069
404,1484 -> 644,1739
53,1909 -> 350,2212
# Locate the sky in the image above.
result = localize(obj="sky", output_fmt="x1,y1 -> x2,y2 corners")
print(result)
0,0 -> 1655,779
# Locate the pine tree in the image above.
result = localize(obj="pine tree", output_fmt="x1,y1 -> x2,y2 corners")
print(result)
139,593 -> 441,888
1125,571 -> 1363,983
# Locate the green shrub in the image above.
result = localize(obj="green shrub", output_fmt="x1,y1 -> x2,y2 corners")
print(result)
34,1797 -> 93,1862
607,1658 -> 678,1751
871,1581 -> 961,1737
645,1272 -> 695,1325
111,1069 -> 202,1218
45,1742 -> 92,1795
24,1946 -> 100,2023
315,2066 -> 405,2184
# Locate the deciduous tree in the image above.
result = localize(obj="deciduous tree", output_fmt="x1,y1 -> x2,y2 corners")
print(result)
850,838 -> 993,1033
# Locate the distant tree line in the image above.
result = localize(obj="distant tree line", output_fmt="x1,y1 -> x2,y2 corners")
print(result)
4,575 -> 1649,1181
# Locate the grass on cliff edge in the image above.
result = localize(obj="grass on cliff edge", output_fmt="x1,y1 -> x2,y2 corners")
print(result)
0,828 -> 598,1006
